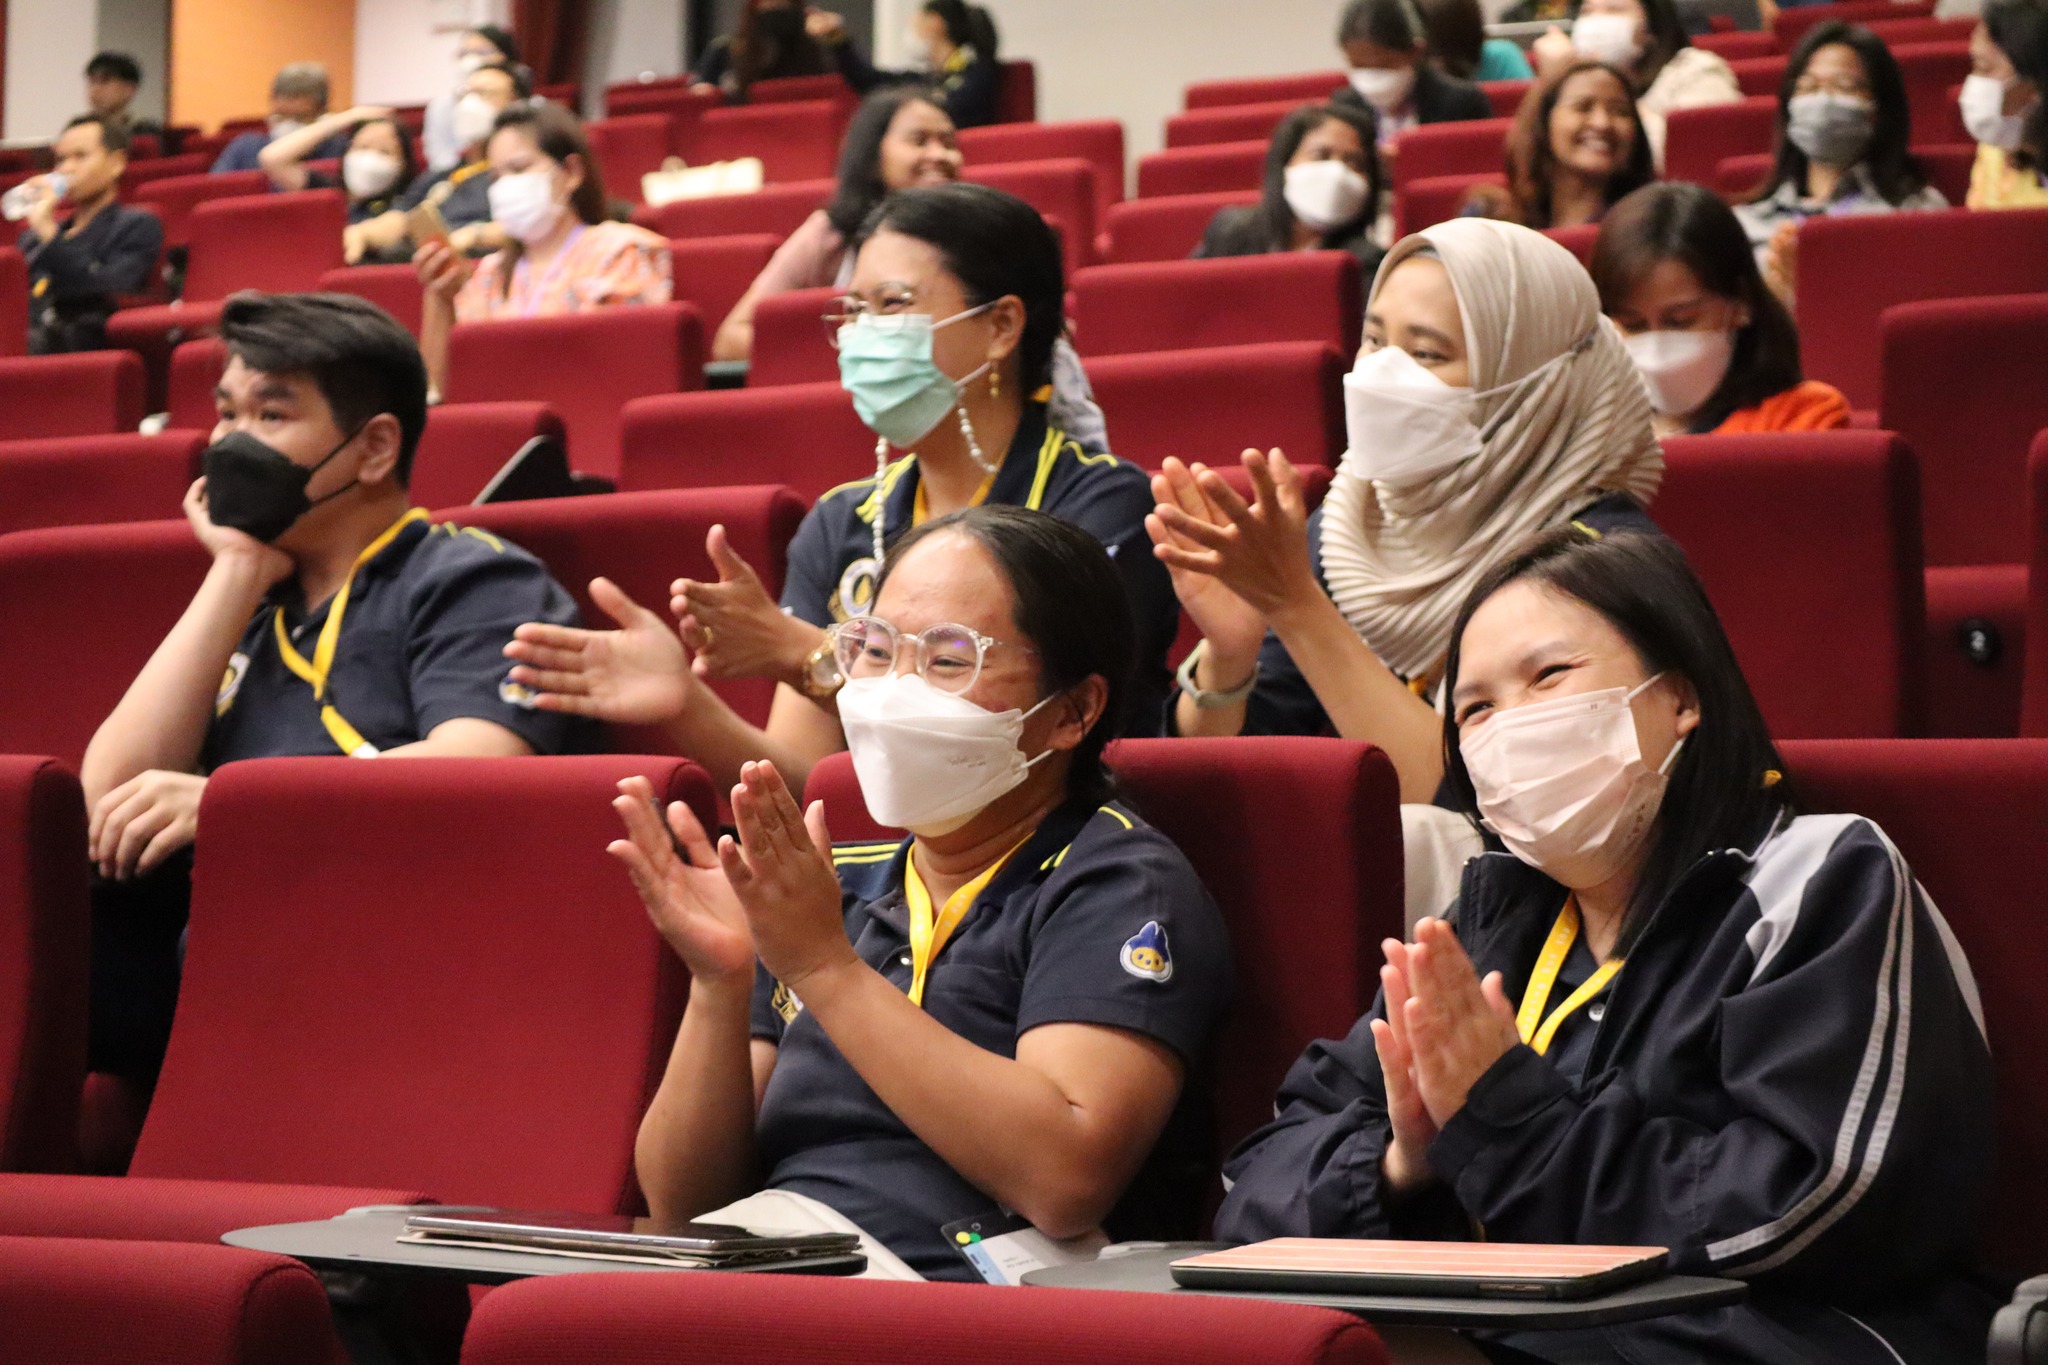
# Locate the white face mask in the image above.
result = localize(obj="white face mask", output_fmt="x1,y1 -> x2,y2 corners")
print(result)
1959,73 -> 2030,152
1461,674 -> 1684,890
836,672 -> 1056,836
1342,344 -> 1481,486
1571,13 -> 1641,68
488,168 -> 565,244
453,91 -> 500,150
1347,65 -> 1416,112
342,149 -> 402,200
1622,328 -> 1734,417
1283,159 -> 1371,232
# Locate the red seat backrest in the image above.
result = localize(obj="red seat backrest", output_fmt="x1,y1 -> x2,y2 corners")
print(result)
1658,431 -> 1924,738
411,401 -> 569,509
0,520 -> 211,770
603,83 -> 722,137
748,285 -> 840,387
452,488 -> 808,738
444,303 -> 706,480
631,179 -> 832,240
0,352 -> 146,440
1717,143 -> 1973,206
805,735 -> 1403,1205
1100,190 -> 1259,264
1728,54 -> 1789,98
2024,434 -> 2048,737
134,756 -> 712,1216
962,158 -> 1097,273
1663,96 -> 1779,186
1799,208 -> 2048,409
958,119 -> 1127,220
666,233 -> 781,338
1880,293 -> 2048,567
0,757 -> 88,1175
995,60 -> 1038,123
1775,737 -> 2048,1279
1087,340 -> 1347,470
1184,71 -> 1346,110
620,383 -> 871,505
316,264 -> 424,336
1890,42 -> 1974,147
127,171 -> 270,253
1481,79 -> 1532,118
1776,0 -> 1934,47
1395,172 -> 1501,237
0,249 -> 25,358
0,432 -> 205,536
1541,221 -> 1600,266
118,152 -> 214,190
586,114 -> 678,206
1136,140 -> 1267,198
1164,100 -> 1301,150
1863,16 -> 1977,45
1694,30 -> 1781,60
165,337 -> 226,433
182,190 -> 347,301
1071,253 -> 1364,358
1390,118 -> 1511,190
747,75 -> 854,106
684,101 -> 845,183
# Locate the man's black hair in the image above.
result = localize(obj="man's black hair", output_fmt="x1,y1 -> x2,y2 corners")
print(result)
62,113 -> 130,155
471,24 -> 521,65
86,52 -> 143,86
218,292 -> 429,486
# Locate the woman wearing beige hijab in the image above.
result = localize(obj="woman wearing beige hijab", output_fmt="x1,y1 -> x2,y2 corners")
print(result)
1149,218 -> 1662,919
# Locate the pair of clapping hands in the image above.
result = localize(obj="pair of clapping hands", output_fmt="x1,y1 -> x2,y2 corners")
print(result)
1143,449 -> 1324,658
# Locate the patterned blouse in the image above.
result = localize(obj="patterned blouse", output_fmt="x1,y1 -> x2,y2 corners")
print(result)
455,220 -> 673,322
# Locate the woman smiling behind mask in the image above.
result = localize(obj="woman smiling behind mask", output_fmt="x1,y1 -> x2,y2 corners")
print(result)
1598,182 -> 1849,437
617,504 -> 1230,1281
1215,528 -> 1996,1365
1964,0 -> 2048,208
1195,103 -> 1387,271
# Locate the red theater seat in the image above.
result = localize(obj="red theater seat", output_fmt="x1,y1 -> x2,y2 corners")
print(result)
958,118 -> 1126,220
1729,55 -> 1789,98
1694,30 -> 1780,60
746,74 -> 855,106
1542,222 -> 1600,267
1071,253 -> 1363,358
1863,15 -> 1977,45
1715,143 -> 1975,207
317,263 -> 425,336
166,337 -> 226,431
1776,737 -> 2048,1281
962,157 -> 1097,272
411,402 -> 569,509
444,302 -> 706,479
455,488 -> 808,738
667,233 -> 780,339
748,284 -> 839,387
0,756 -> 713,1242
682,100 -> 845,183
0,247 -> 25,357
1100,190 -> 1258,263
1087,340 -> 1348,470
996,60 -> 1038,123
0,759 -> 88,1175
1658,431 -> 1923,738
0,432 -> 204,535
1395,172 -> 1501,237
0,1236 -> 346,1365
1165,99 -> 1302,150
461,1265 -> 1388,1365
2025,433 -> 2048,738
620,383 -> 871,505
1137,140 -> 1267,198
586,114 -> 678,205
119,152 -> 214,190
1184,70 -> 1346,110
0,351 -> 146,439
1775,0 -> 1934,47
605,83 -> 721,128
1389,119 -> 1511,190
1799,208 -> 2048,409
1663,97 -> 1779,186
1482,79 -> 1532,118
127,171 -> 269,254
1891,42 -> 1973,149
631,179 -> 832,241
0,521 -> 210,770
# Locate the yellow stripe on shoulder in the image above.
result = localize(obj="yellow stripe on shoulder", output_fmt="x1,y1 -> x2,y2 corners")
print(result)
1097,804 -> 1135,829
1569,520 -> 1602,539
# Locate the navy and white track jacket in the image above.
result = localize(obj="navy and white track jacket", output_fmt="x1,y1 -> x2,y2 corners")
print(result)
1216,813 -> 1998,1364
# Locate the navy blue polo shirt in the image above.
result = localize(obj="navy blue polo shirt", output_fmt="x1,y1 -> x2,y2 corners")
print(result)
203,514 -> 587,766
781,402 -> 1178,737
749,797 -> 1234,1280
396,160 -> 494,232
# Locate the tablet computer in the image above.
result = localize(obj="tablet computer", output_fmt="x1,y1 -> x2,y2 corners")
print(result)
399,1210 -> 861,1267
1170,1239 -> 1669,1301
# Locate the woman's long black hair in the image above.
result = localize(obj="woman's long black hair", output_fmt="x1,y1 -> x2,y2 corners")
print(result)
825,86 -> 949,238
1758,22 -> 1929,205
1248,103 -> 1384,250
1439,528 -> 1791,949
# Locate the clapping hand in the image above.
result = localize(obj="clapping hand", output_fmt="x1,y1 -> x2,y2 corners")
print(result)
1145,448 -> 1318,620
506,577 -> 693,724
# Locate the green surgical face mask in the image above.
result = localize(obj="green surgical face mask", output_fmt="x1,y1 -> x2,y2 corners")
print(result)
835,304 -> 992,448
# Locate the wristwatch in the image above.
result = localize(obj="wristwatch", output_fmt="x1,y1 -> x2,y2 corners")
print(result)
797,637 -> 844,701
1175,640 -> 1259,709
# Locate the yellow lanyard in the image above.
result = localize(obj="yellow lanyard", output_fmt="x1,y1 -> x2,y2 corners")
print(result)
272,508 -> 429,758
901,838 -> 1027,1007
1514,897 -> 1624,1057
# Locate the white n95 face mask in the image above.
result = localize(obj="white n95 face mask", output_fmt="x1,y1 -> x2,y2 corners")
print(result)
1342,344 -> 1484,486
1284,159 -> 1371,232
1347,65 -> 1416,112
488,169 -> 564,244
836,673 -> 1056,836
1571,13 -> 1641,67
1959,74 -> 2030,152
342,149 -> 402,200
1623,329 -> 1734,417
453,91 -> 500,149
1460,674 -> 1683,890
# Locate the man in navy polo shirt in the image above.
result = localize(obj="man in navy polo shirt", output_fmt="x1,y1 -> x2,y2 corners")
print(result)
79,291 -> 584,1142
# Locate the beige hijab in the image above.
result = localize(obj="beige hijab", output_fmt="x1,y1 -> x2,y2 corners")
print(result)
1318,218 -> 1662,681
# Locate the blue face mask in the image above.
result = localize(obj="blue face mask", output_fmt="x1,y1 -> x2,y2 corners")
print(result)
836,304 -> 993,448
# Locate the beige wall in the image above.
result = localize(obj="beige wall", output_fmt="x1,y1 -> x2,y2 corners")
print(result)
171,0 -> 355,133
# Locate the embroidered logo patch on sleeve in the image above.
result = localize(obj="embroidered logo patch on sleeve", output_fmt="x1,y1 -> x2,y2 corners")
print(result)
1120,920 -> 1173,983
770,979 -> 804,1024
499,676 -> 541,709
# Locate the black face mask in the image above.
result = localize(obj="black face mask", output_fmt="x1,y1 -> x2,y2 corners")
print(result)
201,427 -> 361,543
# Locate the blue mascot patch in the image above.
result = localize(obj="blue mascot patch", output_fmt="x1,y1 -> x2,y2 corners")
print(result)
1120,920 -> 1173,983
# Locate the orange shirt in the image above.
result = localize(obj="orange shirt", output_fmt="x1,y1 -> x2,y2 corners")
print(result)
1713,381 -> 1852,435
